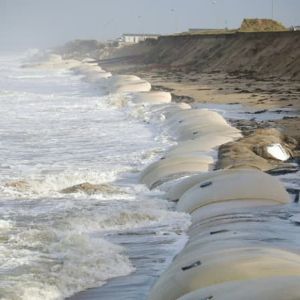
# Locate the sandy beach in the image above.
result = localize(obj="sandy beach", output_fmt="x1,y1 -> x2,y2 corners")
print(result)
95,60 -> 300,171
135,67 -> 300,169
99,63 -> 298,130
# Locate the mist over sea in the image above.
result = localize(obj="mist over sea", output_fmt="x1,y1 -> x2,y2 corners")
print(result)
0,52 -> 189,300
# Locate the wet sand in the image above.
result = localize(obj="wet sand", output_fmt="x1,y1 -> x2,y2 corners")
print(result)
100,61 -> 300,158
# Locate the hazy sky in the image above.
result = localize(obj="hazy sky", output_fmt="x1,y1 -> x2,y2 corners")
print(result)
0,0 -> 299,49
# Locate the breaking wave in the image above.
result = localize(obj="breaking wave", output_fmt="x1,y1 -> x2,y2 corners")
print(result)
0,53 -> 190,299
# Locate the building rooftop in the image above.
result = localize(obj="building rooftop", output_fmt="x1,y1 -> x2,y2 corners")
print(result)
122,33 -> 160,37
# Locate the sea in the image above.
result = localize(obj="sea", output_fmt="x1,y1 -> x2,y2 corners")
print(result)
0,52 -> 190,300
1,51 -> 299,300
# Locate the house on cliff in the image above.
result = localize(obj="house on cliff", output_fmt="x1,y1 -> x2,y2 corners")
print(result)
119,33 -> 160,45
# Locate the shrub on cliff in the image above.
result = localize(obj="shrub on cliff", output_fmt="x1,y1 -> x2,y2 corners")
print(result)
239,18 -> 287,32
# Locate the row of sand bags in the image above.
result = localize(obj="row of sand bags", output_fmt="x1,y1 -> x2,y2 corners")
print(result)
103,67 -> 300,300
29,55 -> 145,94
148,167 -> 300,300
66,58 -> 150,94
66,59 -> 300,299
140,107 -> 242,190
43,56 -> 173,111
141,89 -> 299,299
67,59 -> 176,109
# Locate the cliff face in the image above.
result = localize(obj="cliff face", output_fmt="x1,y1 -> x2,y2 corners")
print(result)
108,32 -> 300,80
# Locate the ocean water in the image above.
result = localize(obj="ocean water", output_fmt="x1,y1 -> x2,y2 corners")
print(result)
0,53 -> 190,300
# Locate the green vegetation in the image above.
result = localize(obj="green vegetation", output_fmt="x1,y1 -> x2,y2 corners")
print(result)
239,18 -> 287,32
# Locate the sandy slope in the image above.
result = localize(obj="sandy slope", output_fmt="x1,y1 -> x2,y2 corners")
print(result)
103,31 -> 300,80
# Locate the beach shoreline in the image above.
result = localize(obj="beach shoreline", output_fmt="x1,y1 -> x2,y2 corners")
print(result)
101,63 -> 299,134
66,50 -> 299,298
56,31 -> 300,146
95,61 -> 300,171
49,31 -> 300,299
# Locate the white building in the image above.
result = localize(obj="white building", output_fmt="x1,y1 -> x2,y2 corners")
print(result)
290,26 -> 300,31
119,33 -> 160,45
